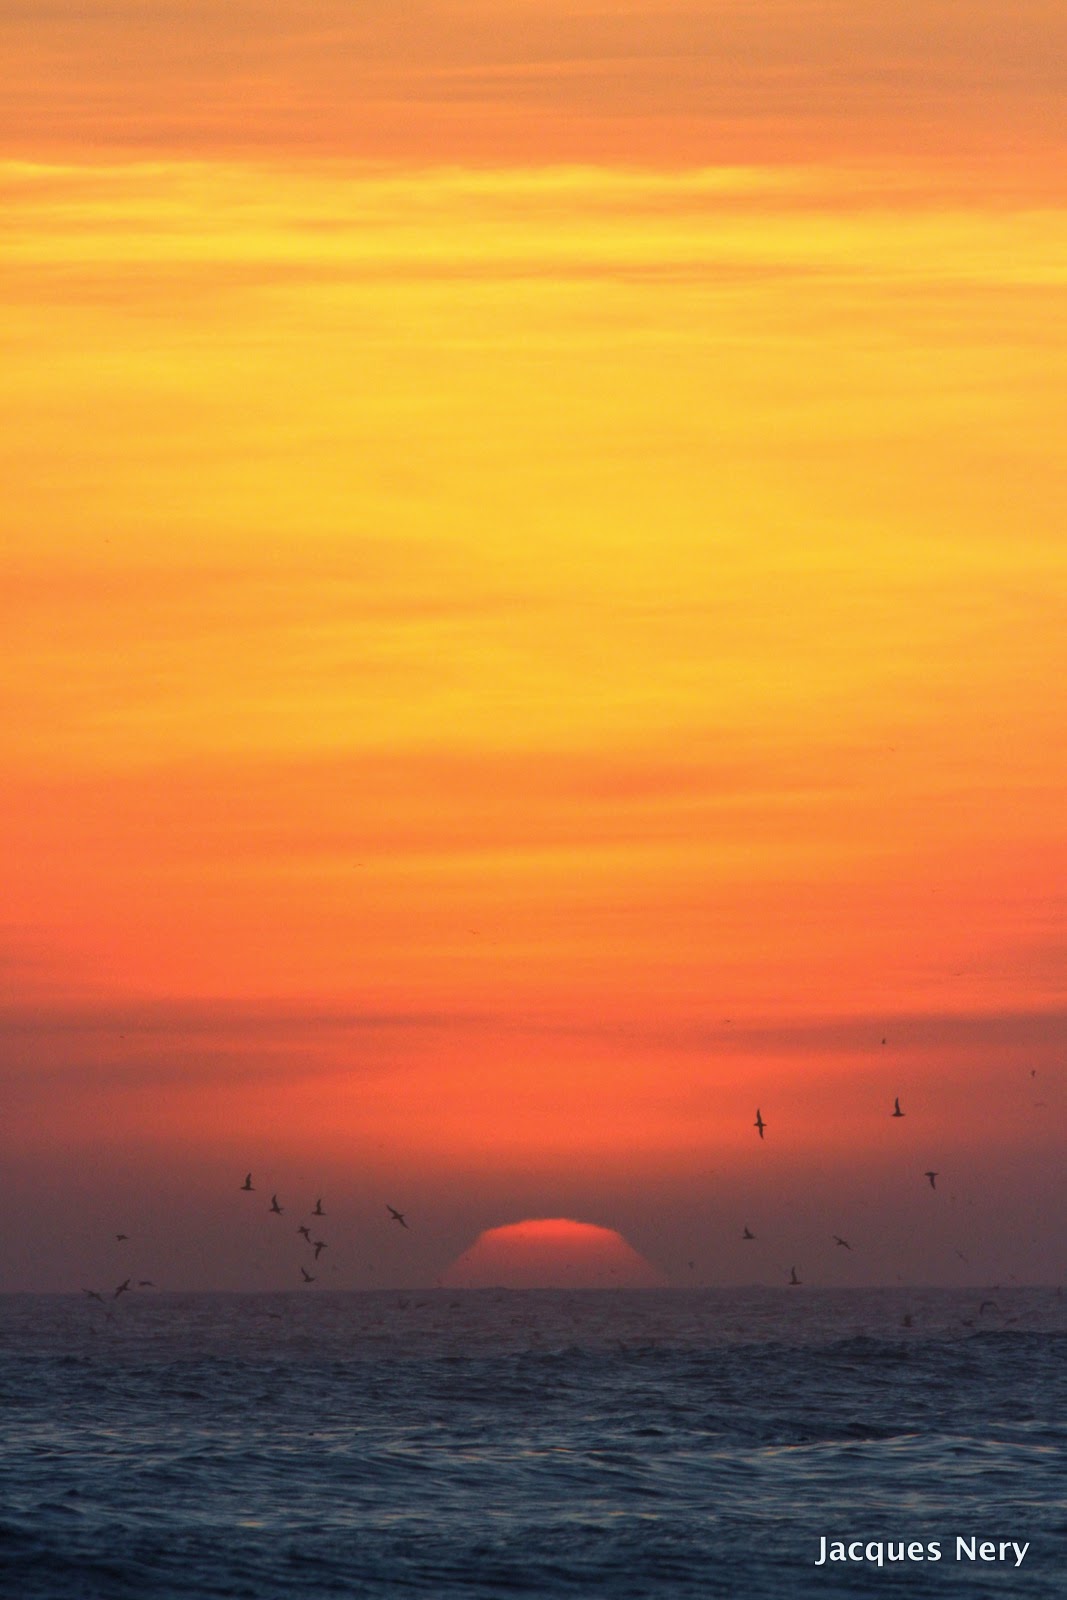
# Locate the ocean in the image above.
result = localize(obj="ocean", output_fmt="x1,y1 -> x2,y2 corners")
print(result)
1,1288 -> 1064,1598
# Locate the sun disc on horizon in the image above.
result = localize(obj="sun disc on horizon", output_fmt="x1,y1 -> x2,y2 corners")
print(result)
440,1218 -> 667,1288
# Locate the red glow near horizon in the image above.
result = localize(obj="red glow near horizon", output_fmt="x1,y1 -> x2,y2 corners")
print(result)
440,1218 -> 668,1289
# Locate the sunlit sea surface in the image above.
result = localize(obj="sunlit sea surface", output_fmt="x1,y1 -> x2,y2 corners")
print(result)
1,1289 -> 1064,1598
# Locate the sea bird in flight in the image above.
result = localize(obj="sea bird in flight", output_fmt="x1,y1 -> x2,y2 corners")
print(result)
114,1279 -> 131,1298
313,1240 -> 327,1260
742,1226 -> 755,1240
297,1225 -> 311,1242
313,1199 -> 325,1216
115,1234 -> 129,1242
269,1195 -> 283,1214
833,1236 -> 851,1250
925,1171 -> 938,1189
301,1267 -> 315,1284
387,1206 -> 408,1229
241,1174 -> 254,1191
754,1108 -> 765,1140
83,1289 -> 104,1303
789,1267 -> 801,1286
892,1098 -> 905,1118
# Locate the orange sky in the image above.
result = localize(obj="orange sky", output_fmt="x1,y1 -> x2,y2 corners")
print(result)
2,2 -> 1064,1290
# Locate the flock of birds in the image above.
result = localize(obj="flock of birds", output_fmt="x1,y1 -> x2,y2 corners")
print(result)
78,1061 -> 1047,1314
81,1179 -> 411,1308
749,1093 -> 943,1288
235,1173 -> 409,1286
745,1082 -> 1045,1325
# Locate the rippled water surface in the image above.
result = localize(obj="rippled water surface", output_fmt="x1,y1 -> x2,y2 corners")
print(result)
1,1289 -> 1064,1598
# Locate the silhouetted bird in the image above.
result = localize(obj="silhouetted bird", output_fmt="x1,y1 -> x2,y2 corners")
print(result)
833,1236 -> 851,1250
742,1226 -> 755,1240
114,1279 -> 131,1298
297,1225 -> 311,1242
313,1240 -> 327,1260
387,1206 -> 408,1229
241,1174 -> 254,1191
301,1267 -> 315,1284
892,1098 -> 904,1118
138,1280 -> 155,1288
979,1300 -> 999,1315
925,1171 -> 938,1189
115,1234 -> 129,1242
270,1195 -> 283,1214
83,1289 -> 104,1303
313,1199 -> 325,1216
789,1267 -> 801,1286
754,1108 -> 765,1139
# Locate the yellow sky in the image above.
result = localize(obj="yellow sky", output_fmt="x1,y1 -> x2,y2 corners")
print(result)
1,2 -> 1063,1287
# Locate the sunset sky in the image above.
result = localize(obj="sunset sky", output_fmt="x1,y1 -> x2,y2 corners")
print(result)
3,1 -> 1064,1291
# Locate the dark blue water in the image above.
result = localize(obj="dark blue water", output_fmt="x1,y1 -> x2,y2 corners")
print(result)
1,1289 -> 1064,1598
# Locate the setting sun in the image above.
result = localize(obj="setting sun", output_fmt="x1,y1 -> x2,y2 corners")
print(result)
441,1219 -> 667,1289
